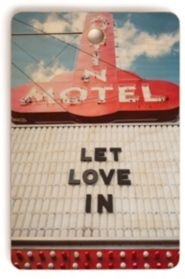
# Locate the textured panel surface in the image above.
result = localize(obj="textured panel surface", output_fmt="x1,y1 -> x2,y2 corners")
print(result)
11,124 -> 179,241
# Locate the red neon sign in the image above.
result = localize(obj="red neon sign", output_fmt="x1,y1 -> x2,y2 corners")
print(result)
11,13 -> 179,124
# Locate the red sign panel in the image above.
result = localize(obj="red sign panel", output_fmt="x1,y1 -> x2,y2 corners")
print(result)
11,13 -> 179,124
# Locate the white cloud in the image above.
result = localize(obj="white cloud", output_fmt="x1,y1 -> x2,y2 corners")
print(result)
27,60 -> 71,82
27,13 -> 88,82
31,12 -> 87,44
31,12 -> 87,32
116,20 -> 179,69
29,14 -> 179,74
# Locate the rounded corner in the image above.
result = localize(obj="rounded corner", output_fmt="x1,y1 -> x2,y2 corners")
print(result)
10,258 -> 21,270
167,11 -> 180,25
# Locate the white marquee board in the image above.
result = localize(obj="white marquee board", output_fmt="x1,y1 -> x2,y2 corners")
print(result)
11,124 -> 179,242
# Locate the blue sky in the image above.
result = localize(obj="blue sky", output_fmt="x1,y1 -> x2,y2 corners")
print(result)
11,12 -> 179,87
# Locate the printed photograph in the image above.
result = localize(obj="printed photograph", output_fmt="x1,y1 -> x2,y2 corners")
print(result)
11,12 -> 179,269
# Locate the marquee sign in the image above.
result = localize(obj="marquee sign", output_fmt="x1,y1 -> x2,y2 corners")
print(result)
11,124 -> 179,241
11,124 -> 179,269
11,13 -> 179,124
